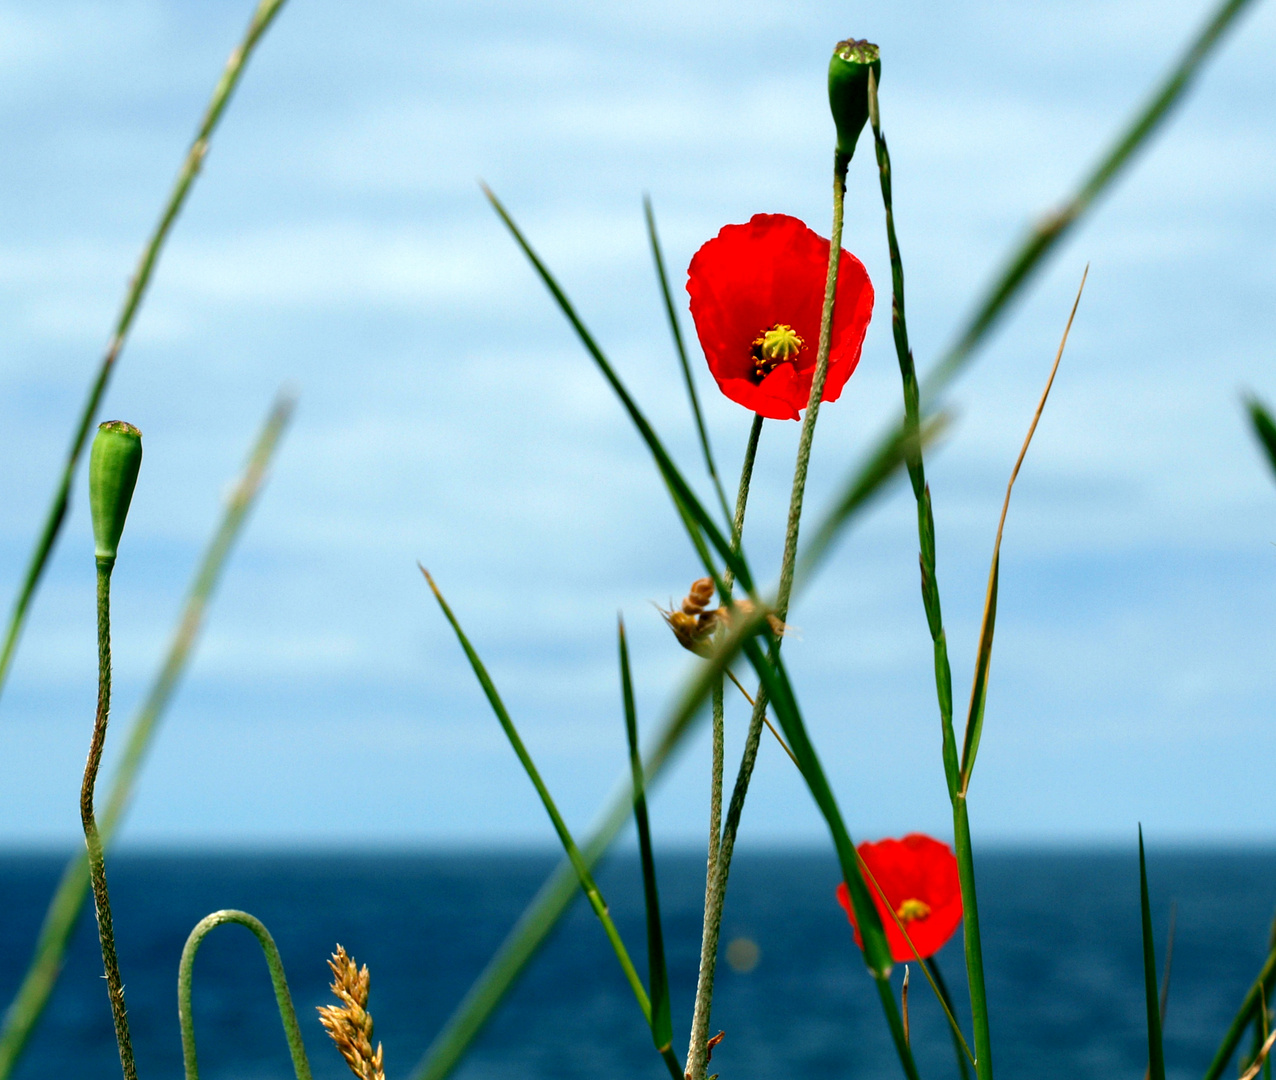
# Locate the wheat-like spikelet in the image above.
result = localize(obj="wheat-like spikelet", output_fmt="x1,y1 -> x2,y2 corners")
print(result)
317,945 -> 385,1080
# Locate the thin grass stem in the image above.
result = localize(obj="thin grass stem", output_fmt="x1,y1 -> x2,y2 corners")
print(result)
421,567 -> 653,1024
0,0 -> 289,704
646,196 -> 732,526
923,0 -> 1256,404
856,851 -> 975,1066
0,396 -> 292,1078
483,185 -> 754,596
619,620 -> 683,1080
1140,828 -> 1167,1080
741,636 -> 918,1080
958,267 -> 1086,791
413,193 -> 923,1080
407,408 -> 913,1080
178,910 -> 312,1080
927,958 -> 975,1080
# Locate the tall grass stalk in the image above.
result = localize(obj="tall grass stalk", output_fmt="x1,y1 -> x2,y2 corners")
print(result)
0,0 -> 289,704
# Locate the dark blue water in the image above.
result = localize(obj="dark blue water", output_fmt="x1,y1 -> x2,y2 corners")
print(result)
1,850 -> 1273,1080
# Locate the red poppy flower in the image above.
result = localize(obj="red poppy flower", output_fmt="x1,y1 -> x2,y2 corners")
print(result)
836,833 -> 963,962
686,213 -> 874,421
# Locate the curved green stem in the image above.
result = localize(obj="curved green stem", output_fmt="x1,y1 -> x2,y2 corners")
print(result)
81,558 -> 137,1080
0,397 -> 293,1080
0,0 -> 289,705
178,910 -> 312,1080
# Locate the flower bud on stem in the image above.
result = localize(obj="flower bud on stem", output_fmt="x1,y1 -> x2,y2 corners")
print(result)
83,421 -> 142,1080
828,39 -> 881,162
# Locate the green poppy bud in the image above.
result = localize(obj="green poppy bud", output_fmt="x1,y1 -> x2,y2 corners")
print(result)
89,421 -> 143,567
828,38 -> 881,160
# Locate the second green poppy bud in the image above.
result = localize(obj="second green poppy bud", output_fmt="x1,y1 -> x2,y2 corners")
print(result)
89,420 -> 143,567
828,38 -> 881,160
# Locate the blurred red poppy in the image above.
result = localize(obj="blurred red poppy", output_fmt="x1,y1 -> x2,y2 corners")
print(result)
686,213 -> 873,421
836,833 -> 963,961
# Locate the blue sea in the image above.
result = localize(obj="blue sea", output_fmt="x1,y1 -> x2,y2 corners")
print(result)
1,850 -> 1273,1080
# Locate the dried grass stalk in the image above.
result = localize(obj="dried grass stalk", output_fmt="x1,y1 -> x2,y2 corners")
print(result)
317,945 -> 384,1080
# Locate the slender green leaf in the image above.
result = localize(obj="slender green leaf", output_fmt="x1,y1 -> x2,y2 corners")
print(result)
737,635 -> 920,1080
420,567 -> 653,1026
0,395 -> 294,1080
855,853 -> 976,1066
0,0 -> 290,703
644,196 -> 732,527
958,555 -> 999,786
1246,398 -> 1276,482
1140,827 -> 1167,1080
483,185 -> 754,596
1204,933 -> 1276,1080
408,366 -> 931,1080
927,958 -> 975,1080
178,910 -> 311,1080
960,269 -> 1083,792
923,0 -> 1257,405
618,620 -> 682,1080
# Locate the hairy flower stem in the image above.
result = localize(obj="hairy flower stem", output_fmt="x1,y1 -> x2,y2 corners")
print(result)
706,414 -> 766,869
686,153 -> 849,1080
695,414 -> 765,1074
82,559 -> 137,1080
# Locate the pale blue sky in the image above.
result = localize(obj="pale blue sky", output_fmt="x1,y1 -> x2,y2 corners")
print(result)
0,0 -> 1274,847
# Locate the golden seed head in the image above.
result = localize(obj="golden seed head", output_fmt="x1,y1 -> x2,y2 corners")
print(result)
317,945 -> 385,1080
687,577 -> 715,609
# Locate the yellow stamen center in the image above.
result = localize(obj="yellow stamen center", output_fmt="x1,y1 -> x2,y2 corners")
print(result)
895,897 -> 931,923
750,324 -> 804,381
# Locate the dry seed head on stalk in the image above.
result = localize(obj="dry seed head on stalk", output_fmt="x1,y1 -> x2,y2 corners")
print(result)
659,577 -> 787,657
317,945 -> 384,1080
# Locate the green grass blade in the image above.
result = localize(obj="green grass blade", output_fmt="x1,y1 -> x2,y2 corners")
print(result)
958,556 -> 999,787
408,611 -> 757,1080
796,412 -> 949,586
408,395 -> 927,1080
644,196 -> 732,528
1245,397 -> 1276,481
0,394 -> 293,1080
483,185 -> 754,595
924,0 -> 1256,404
618,620 -> 682,1080
1203,940 -> 1276,1080
738,636 -> 920,1080
178,910 -> 312,1080
420,567 -> 653,1026
1140,828 -> 1167,1080
959,269 -> 1082,792
867,70 -> 963,804
927,958 -> 975,1080
0,0 -> 289,704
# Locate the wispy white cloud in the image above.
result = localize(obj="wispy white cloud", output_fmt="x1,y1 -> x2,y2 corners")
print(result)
0,0 -> 1273,845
